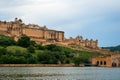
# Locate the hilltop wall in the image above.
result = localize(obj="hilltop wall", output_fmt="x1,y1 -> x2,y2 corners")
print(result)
0,18 -> 98,48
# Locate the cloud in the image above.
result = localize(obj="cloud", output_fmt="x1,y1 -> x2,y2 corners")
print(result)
0,0 -> 120,46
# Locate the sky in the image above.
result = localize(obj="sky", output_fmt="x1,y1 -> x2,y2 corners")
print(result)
0,0 -> 120,47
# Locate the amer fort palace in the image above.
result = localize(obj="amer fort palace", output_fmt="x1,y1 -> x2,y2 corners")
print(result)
0,18 -> 120,67
0,18 -> 98,48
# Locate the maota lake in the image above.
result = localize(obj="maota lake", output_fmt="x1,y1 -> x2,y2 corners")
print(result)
0,67 -> 120,80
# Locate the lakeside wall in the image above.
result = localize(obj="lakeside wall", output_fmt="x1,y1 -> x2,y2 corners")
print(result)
0,64 -> 75,67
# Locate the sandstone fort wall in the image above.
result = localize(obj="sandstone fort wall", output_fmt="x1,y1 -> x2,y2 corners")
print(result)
0,18 -> 97,48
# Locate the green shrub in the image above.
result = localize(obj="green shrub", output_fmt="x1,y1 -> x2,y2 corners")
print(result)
17,35 -> 31,47
27,45 -> 35,53
6,46 -> 27,56
0,35 -> 16,46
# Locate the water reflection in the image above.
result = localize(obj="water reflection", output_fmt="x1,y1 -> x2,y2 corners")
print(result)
0,67 -> 120,80
0,73 -> 65,77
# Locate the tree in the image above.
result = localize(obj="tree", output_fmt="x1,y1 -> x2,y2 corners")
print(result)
45,44 -> 62,51
65,59 -> 70,64
6,46 -> 27,56
27,56 -> 37,63
17,35 -> 30,47
37,51 -> 58,64
0,46 -> 6,56
35,44 -> 45,50
73,56 -> 90,66
27,45 -> 35,53
73,57 -> 81,66
30,40 -> 36,46
0,35 -> 16,46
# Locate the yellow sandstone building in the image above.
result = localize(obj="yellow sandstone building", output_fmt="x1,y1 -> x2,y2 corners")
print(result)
0,18 -> 98,48
0,18 -> 120,67
92,54 -> 120,67
0,18 -> 64,43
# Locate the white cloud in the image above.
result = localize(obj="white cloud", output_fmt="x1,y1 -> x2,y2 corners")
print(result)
0,0 -> 120,46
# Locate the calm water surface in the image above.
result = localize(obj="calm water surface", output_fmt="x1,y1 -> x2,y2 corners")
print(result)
0,67 -> 120,80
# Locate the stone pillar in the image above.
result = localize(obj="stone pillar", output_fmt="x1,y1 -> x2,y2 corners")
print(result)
15,18 -> 18,22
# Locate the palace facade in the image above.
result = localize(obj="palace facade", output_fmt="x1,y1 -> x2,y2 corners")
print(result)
0,18 -> 64,43
64,36 -> 98,48
92,54 -> 120,67
0,18 -> 98,48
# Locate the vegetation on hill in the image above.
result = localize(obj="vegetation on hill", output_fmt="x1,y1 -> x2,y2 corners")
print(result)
0,35 -> 103,66
102,45 -> 120,52
0,35 -> 16,46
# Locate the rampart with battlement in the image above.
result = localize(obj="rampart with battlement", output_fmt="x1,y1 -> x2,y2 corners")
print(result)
0,18 -> 98,48
0,18 -> 64,43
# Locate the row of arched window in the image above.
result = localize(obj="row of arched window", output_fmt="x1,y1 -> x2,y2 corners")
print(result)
96,61 -> 106,65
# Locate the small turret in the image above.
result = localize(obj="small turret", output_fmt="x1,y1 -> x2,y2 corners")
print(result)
70,37 -> 73,40
85,38 -> 88,41
76,35 -> 83,41
90,39 -> 93,41
14,18 -> 22,24
96,39 -> 98,42
18,19 -> 22,23
15,18 -> 18,22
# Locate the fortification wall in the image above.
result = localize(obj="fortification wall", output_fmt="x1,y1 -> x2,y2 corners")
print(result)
0,18 -> 64,43
0,18 -> 98,48
65,36 -> 98,49
0,22 -> 9,32
23,28 -> 44,38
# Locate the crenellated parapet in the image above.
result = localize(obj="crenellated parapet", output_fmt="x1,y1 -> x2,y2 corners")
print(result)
0,18 -> 98,48
65,35 -> 98,49
0,18 -> 64,43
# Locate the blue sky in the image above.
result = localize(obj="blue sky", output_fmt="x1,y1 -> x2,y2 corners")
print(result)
0,0 -> 120,47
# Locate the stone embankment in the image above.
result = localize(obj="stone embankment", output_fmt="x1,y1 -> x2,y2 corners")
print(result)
0,64 -> 75,67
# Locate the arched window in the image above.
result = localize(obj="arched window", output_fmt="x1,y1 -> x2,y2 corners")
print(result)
100,61 -> 103,65
112,62 -> 117,67
96,61 -> 99,66
119,63 -> 120,67
104,61 -> 106,65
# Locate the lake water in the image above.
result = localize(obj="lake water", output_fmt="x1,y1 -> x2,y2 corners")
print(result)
0,67 -> 120,80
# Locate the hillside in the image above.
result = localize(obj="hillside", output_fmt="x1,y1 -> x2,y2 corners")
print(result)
0,35 -> 103,66
102,45 -> 120,52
